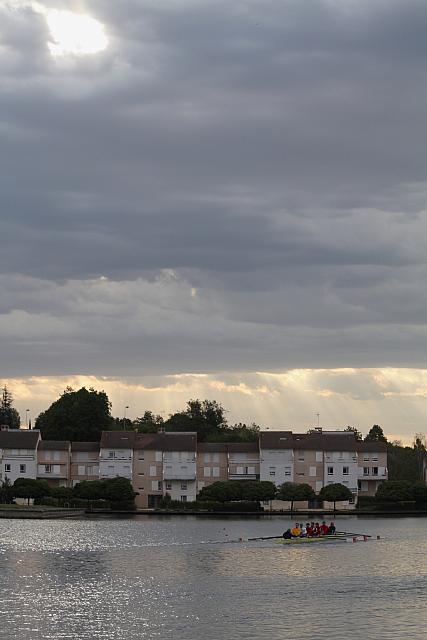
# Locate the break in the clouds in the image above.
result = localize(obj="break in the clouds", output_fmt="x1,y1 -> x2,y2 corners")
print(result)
1,0 -> 427,424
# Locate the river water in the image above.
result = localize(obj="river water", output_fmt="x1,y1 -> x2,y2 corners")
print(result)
0,515 -> 426,639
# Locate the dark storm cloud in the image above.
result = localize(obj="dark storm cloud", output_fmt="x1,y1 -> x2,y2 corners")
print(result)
0,0 -> 427,376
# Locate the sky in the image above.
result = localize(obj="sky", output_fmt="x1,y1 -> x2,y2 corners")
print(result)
0,0 -> 426,440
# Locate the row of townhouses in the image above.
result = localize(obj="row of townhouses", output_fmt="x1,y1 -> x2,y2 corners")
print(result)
0,428 -> 387,508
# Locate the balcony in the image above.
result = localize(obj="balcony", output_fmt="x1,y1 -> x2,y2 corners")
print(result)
163,464 -> 196,480
229,473 -> 259,481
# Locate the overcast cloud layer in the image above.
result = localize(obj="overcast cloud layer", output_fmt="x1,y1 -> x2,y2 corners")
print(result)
1,0 -> 427,411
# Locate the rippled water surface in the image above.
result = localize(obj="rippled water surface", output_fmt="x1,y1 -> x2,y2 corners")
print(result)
1,515 -> 427,639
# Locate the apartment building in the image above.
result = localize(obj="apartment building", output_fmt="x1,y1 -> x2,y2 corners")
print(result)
0,429 -> 40,483
37,441 -> 71,487
0,427 -> 387,506
260,429 -> 386,503
70,442 -> 100,486
99,431 -> 135,481
133,432 -> 197,509
260,431 -> 294,486
196,443 -> 228,492
228,442 -> 260,481
357,441 -> 388,496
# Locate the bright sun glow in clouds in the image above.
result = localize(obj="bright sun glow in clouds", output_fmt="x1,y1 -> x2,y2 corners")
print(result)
45,9 -> 108,56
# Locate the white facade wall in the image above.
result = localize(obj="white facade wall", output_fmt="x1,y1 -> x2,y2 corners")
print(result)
164,479 -> 197,502
0,448 -> 37,484
99,447 -> 133,480
163,451 -> 196,481
260,449 -> 294,486
324,450 -> 358,492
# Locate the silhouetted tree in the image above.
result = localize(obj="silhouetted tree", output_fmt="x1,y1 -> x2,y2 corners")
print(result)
0,386 -> 20,429
35,387 -> 112,441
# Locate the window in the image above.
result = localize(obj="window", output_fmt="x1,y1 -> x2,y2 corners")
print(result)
53,451 -> 61,461
358,480 -> 362,490
166,482 -> 172,491
212,453 -> 219,463
155,451 -> 162,462
298,451 -> 305,461
372,455 -> 378,461
181,482 -> 187,490
327,466 -> 334,475
343,466 -> 349,475
363,455 -> 369,462
204,467 -> 211,477
45,465 -> 52,473
269,470 -> 276,476
315,451 -> 323,462
20,464 -> 26,473
149,466 -> 157,476
309,466 -> 316,477
372,467 -> 378,476
284,467 -> 291,476
204,453 -> 211,463
108,451 -> 114,459
78,465 -> 85,476
213,467 -> 220,477
349,496 -> 355,504
5,464 -> 11,472
363,467 -> 370,476
181,496 -> 187,502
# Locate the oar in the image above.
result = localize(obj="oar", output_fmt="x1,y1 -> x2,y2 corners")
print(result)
336,531 -> 372,538
247,535 -> 284,541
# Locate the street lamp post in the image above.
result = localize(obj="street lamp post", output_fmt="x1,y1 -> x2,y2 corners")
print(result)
25,409 -> 30,429
123,405 -> 129,430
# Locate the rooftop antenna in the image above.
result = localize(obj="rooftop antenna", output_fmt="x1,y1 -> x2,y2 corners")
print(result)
316,413 -> 320,428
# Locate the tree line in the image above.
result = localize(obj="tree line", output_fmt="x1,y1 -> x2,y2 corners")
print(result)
197,480 -> 354,512
0,476 -> 136,510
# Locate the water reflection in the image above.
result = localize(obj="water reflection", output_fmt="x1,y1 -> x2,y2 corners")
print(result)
1,517 -> 427,639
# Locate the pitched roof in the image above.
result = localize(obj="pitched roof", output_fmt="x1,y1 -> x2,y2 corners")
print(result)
0,429 -> 40,449
260,430 -> 360,451
197,442 -> 229,452
293,432 -> 358,451
227,442 -> 259,453
260,431 -> 293,449
100,431 -> 136,449
39,440 -> 70,451
134,432 -> 197,451
71,442 -> 100,452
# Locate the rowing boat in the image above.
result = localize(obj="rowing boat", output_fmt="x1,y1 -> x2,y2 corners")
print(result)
276,534 -> 350,545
